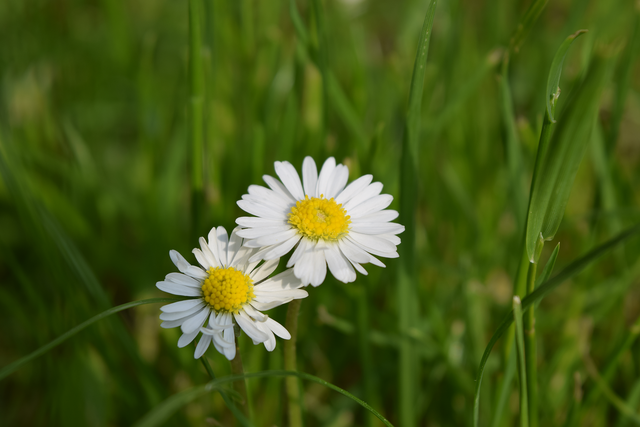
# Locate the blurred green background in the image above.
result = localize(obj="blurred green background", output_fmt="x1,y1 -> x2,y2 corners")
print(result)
1,0 -> 639,426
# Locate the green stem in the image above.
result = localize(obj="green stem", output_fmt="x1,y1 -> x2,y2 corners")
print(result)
189,0 -> 205,238
524,261 -> 538,427
200,357 -> 253,427
356,285 -> 376,427
229,338 -> 251,420
513,296 -> 529,427
284,299 -> 303,427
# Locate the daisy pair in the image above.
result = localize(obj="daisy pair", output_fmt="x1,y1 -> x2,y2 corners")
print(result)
156,226 -> 307,359
156,156 -> 403,359
236,157 -> 405,286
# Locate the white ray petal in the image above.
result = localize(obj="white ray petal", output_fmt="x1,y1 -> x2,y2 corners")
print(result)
334,174 -> 373,205
156,281 -> 202,297
316,157 -> 336,198
302,156 -> 318,197
274,161 -> 305,201
342,182 -> 384,212
160,299 -> 203,313
250,258 -> 280,283
324,245 -> 356,283
347,194 -> 394,219
326,164 -> 349,199
194,334 -> 212,358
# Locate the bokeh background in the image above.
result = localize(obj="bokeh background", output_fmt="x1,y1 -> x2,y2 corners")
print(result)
1,0 -> 639,426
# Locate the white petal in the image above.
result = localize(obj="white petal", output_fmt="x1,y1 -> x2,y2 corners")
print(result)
236,225 -> 293,239
234,311 -> 269,343
192,248 -> 212,270
302,156 -> 318,197
379,234 -> 401,245
255,269 -> 306,291
165,272 -> 201,287
159,303 -> 205,321
184,266 -> 207,280
160,299 -> 203,313
200,237 -> 221,268
287,237 -> 312,267
160,308 -> 202,329
156,281 -> 202,297
247,244 -> 276,264
231,245 -> 255,271
250,258 -> 280,283
338,238 -> 385,267
215,227 -> 229,266
253,288 -> 308,303
356,209 -> 399,223
242,304 -> 268,322
294,247 -> 327,287
169,250 -> 192,273
227,226 -> 243,266
236,216 -> 288,228
347,258 -> 369,275
264,317 -> 291,340
262,174 -> 296,201
207,227 -> 221,265
254,321 -> 277,351
250,228 -> 299,247
222,315 -> 237,360
324,245 -> 356,283
237,199 -> 286,220
181,308 -> 211,334
248,185 -> 294,209
349,222 -> 405,235
261,234 -> 301,261
178,329 -> 200,348
274,161 -> 305,201
348,232 -> 398,256
334,174 -> 373,205
194,334 -> 212,358
347,194 -> 394,219
316,157 -> 336,198
342,182 -> 383,212
326,164 -> 349,199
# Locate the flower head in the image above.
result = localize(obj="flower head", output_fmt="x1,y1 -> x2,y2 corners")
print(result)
236,157 -> 404,286
156,226 -> 307,359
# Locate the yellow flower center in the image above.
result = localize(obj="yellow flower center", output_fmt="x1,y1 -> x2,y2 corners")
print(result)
201,267 -> 255,314
288,195 -> 351,241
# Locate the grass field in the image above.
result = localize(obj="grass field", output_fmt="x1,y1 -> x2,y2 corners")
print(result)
1,0 -> 640,426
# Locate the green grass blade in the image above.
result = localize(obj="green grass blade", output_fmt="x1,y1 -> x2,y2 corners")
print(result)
525,31 -> 586,261
540,54 -> 612,240
189,0 -> 205,237
473,224 -> 640,427
398,2 -> 438,425
134,370 -> 395,427
509,0 -> 550,54
536,243 -> 560,287
546,30 -> 588,122
0,298 -> 180,381
513,297 -> 529,427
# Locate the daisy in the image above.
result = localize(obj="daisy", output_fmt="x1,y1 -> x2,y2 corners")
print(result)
156,226 -> 307,360
236,157 -> 404,286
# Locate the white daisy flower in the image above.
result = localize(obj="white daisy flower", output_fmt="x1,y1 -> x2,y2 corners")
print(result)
156,226 -> 307,360
235,157 -> 405,286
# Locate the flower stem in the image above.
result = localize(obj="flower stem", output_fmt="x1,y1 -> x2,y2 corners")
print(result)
284,298 -> 303,427
230,340 -> 251,420
200,356 -> 253,427
524,261 -> 538,427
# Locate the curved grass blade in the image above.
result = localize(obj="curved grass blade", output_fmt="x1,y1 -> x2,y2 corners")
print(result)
200,357 -> 253,427
133,370 -> 395,427
0,298 -> 181,381
473,224 -> 640,427
546,30 -> 588,122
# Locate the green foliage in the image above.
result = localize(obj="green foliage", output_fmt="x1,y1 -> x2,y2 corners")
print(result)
1,0 -> 640,426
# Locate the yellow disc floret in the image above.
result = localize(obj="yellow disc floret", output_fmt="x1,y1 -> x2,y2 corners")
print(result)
288,195 -> 351,241
201,267 -> 255,314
